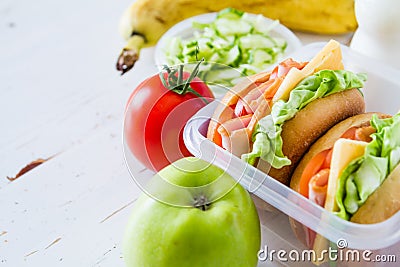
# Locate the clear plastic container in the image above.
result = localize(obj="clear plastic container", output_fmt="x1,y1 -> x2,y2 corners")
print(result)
183,42 -> 400,266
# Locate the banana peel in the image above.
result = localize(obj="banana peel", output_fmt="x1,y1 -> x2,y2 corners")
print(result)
116,0 -> 357,74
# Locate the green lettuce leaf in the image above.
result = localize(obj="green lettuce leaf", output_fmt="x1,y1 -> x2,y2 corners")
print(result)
241,70 -> 367,168
336,113 -> 400,220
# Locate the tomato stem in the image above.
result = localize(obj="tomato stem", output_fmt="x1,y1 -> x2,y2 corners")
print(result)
159,59 -> 210,104
177,64 -> 183,86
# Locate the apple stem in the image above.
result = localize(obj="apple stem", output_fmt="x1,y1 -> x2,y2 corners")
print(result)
193,195 -> 210,211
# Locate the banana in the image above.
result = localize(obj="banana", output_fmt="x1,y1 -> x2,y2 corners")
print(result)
116,0 -> 357,74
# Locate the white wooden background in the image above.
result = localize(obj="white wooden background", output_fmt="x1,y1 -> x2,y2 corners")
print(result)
0,0 -> 352,266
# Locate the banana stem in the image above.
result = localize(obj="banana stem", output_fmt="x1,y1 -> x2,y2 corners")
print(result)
116,34 -> 145,75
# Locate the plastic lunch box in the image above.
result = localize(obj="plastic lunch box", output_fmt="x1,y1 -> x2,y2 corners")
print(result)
183,42 -> 400,266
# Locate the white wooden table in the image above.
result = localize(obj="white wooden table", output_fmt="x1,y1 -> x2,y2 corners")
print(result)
0,0 -> 353,266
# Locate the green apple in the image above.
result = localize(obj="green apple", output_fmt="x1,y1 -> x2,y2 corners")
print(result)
123,157 -> 261,267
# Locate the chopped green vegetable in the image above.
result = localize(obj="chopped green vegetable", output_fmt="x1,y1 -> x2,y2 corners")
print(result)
164,8 -> 288,86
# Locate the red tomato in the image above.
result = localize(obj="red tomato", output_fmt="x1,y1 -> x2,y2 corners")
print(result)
124,70 -> 214,171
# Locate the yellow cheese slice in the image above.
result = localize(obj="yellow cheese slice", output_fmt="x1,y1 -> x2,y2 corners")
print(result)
324,138 -> 368,212
312,138 -> 368,265
272,39 -> 344,103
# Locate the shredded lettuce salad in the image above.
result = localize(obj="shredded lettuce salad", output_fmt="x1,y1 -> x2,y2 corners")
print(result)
336,113 -> 400,220
164,8 -> 288,86
241,70 -> 367,168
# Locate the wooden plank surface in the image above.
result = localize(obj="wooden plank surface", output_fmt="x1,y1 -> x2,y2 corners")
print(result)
0,0 -> 157,187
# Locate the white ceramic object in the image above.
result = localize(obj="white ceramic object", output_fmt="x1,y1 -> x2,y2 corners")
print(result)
351,0 -> 400,69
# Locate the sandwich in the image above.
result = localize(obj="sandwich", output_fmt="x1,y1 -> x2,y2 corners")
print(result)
207,40 -> 366,185
290,112 -> 400,264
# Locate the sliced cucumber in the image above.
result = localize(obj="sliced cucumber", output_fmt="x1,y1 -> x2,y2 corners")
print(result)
216,8 -> 244,19
251,49 -> 274,65
215,18 -> 253,36
220,45 -> 241,67
164,8 -> 288,87
239,34 -> 276,49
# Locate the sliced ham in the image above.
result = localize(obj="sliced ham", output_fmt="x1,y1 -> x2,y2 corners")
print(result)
355,125 -> 375,142
249,77 -> 284,112
270,58 -> 307,80
207,58 -> 308,154
207,72 -> 270,144
217,115 -> 252,156
237,79 -> 276,115
308,168 -> 330,207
